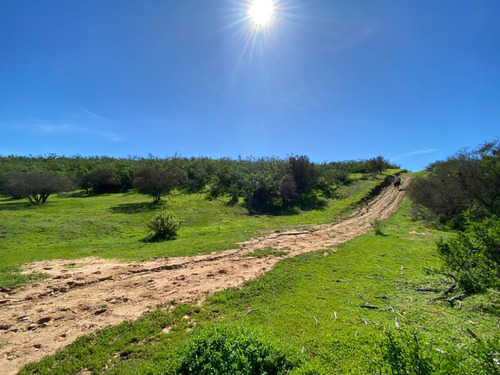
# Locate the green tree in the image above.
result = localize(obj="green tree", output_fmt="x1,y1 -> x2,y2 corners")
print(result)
134,166 -> 178,203
3,172 -> 72,205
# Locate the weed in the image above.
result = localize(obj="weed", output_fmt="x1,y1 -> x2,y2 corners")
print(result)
244,247 -> 289,258
370,218 -> 385,235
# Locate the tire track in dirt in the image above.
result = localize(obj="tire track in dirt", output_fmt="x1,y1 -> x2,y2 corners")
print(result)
0,181 -> 408,374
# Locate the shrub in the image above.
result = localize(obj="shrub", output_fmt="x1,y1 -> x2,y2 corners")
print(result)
376,330 -> 500,375
170,325 -> 299,375
436,215 -> 500,293
370,218 -> 385,235
147,210 -> 180,241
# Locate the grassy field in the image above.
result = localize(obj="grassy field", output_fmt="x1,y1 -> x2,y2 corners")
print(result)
16,199 -> 500,374
0,175 -> 384,287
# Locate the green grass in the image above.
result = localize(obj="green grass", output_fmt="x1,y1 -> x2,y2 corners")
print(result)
243,247 -> 289,258
18,200 -> 500,374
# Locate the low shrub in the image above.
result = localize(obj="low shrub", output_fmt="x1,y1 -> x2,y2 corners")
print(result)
147,210 -> 180,241
370,218 -> 385,235
375,330 -> 500,374
170,324 -> 299,375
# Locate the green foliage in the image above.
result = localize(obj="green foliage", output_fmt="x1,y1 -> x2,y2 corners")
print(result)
134,166 -> 178,202
289,155 -> 317,194
378,331 -> 435,375
85,169 -> 122,193
436,215 -> 500,293
147,210 -> 180,241
170,324 -> 299,375
377,330 -> 500,375
470,335 -> 500,375
370,218 -> 385,235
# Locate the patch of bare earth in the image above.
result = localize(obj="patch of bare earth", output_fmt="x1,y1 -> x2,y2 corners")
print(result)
0,182 -> 407,374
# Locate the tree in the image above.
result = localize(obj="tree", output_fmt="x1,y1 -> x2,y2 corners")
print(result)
366,156 -> 390,174
279,175 -> 297,203
134,166 -> 177,203
85,169 -> 122,193
3,172 -> 72,205
289,155 -> 318,194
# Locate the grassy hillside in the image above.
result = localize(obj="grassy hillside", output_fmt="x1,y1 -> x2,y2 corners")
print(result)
0,174 -> 384,286
17,200 -> 500,374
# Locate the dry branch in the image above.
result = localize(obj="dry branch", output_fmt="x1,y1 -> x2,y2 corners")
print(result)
360,304 -> 380,309
466,328 -> 478,339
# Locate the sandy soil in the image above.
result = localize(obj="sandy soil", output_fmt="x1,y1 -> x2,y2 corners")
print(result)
0,182 -> 407,374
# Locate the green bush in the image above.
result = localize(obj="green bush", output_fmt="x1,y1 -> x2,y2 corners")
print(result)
376,330 -> 500,375
436,215 -> 500,293
370,218 -> 385,235
147,210 -> 180,241
170,325 -> 299,375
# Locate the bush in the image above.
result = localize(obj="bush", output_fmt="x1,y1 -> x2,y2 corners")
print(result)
370,218 -> 385,235
376,330 -> 500,375
170,325 -> 299,375
436,215 -> 500,293
147,210 -> 180,241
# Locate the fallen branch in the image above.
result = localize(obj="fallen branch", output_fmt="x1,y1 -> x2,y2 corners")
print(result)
313,316 -> 319,325
444,283 -> 457,295
415,287 -> 439,292
360,304 -> 380,309
466,328 -> 478,339
334,311 -> 337,322
448,294 -> 467,304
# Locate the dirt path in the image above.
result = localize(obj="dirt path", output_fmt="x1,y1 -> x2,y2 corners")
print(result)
0,181 -> 407,374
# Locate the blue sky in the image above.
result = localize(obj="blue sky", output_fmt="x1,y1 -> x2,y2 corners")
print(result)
1,0 -> 498,171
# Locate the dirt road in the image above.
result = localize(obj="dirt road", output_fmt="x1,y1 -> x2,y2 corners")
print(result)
0,181 -> 407,374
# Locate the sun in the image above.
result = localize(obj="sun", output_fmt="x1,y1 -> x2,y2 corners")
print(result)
248,0 -> 275,27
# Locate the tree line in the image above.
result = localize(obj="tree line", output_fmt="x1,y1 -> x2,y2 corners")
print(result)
0,154 -> 397,211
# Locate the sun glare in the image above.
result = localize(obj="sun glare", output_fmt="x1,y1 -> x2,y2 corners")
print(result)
248,0 -> 275,27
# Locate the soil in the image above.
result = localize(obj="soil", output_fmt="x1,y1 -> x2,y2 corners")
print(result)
0,182 -> 407,374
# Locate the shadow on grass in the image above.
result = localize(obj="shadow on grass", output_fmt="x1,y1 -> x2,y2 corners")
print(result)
0,200 -> 32,211
140,233 -> 178,243
110,201 -> 162,214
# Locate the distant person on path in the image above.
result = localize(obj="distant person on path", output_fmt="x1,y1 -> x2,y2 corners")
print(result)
394,176 -> 401,189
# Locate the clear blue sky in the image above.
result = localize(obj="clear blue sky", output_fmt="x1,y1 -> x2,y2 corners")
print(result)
1,0 -> 498,171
